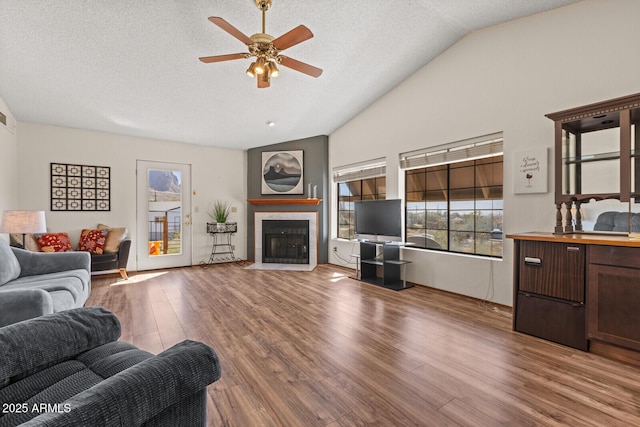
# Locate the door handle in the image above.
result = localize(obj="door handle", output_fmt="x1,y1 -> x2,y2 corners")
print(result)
524,256 -> 541,267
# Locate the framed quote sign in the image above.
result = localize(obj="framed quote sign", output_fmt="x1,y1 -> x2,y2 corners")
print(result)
514,148 -> 548,194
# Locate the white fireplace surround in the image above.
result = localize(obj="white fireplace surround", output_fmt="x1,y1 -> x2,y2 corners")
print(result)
252,211 -> 317,271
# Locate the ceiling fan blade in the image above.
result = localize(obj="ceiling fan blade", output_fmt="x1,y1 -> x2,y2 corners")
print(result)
279,56 -> 323,78
208,16 -> 253,45
272,25 -> 314,51
258,76 -> 270,89
199,53 -> 247,63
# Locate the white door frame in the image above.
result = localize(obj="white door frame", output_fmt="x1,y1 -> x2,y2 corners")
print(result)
136,160 -> 192,270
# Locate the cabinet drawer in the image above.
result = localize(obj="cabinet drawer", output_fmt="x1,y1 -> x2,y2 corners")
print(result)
515,292 -> 588,350
519,241 -> 585,302
589,245 -> 640,269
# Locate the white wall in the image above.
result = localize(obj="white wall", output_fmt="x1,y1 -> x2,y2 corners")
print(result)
328,0 -> 640,306
17,122 -> 246,270
0,95 -> 18,242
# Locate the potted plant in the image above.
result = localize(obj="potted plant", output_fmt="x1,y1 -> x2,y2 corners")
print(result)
212,200 -> 231,223
208,200 -> 236,232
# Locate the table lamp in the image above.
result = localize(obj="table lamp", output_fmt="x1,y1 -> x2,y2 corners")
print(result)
0,210 -> 47,249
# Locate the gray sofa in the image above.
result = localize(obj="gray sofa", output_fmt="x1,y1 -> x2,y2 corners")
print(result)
593,211 -> 640,232
0,307 -> 221,426
0,238 -> 91,327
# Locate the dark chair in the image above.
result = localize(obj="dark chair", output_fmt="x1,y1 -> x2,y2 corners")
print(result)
91,239 -> 131,279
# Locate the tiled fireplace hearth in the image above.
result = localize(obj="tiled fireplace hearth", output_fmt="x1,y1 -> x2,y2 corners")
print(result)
253,211 -> 318,271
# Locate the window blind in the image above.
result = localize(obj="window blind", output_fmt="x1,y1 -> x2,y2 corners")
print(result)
333,158 -> 386,183
400,132 -> 503,170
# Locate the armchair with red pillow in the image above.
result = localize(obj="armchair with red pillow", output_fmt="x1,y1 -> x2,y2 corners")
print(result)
77,227 -> 131,280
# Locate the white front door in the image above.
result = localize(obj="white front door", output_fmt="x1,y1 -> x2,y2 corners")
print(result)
136,160 -> 192,270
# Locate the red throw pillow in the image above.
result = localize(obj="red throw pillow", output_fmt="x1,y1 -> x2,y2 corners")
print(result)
36,232 -> 73,252
77,229 -> 109,254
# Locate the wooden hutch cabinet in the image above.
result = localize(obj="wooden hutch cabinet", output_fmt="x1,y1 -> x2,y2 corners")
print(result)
545,92 -> 640,233
509,92 -> 640,365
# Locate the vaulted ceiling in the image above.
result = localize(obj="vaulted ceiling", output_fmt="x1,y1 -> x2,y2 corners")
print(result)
0,0 -> 581,150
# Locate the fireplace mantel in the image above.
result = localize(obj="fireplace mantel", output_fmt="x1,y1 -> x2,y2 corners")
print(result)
248,198 -> 322,206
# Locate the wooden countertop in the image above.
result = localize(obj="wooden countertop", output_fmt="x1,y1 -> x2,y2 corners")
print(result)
506,231 -> 640,247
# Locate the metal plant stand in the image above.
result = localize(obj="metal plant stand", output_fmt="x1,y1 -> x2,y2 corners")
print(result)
201,222 -> 239,266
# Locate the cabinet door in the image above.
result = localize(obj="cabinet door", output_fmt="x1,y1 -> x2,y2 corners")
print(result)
587,263 -> 640,351
519,241 -> 585,302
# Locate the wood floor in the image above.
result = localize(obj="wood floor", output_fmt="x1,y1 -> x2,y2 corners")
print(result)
87,264 -> 640,426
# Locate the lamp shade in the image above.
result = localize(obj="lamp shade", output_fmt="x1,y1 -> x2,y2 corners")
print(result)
246,62 -> 258,78
255,57 -> 266,75
0,210 -> 47,234
267,61 -> 279,78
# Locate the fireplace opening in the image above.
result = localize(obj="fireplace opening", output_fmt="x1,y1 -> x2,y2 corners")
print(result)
263,220 -> 309,264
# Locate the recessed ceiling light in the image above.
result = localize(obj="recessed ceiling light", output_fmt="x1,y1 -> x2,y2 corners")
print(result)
266,121 -> 276,127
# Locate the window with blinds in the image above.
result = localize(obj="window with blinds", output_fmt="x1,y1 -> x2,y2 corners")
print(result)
334,158 -> 387,240
401,134 -> 504,257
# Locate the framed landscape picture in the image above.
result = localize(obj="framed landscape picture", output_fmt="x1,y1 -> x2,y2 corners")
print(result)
261,150 -> 304,195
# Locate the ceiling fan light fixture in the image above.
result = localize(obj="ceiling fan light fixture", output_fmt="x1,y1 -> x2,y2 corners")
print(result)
255,57 -> 266,75
200,0 -> 322,88
268,61 -> 280,77
246,62 -> 258,78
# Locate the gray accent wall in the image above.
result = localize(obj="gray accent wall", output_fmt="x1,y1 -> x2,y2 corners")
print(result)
247,135 -> 329,263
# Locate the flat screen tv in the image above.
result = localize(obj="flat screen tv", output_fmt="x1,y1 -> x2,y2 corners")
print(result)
354,199 -> 402,238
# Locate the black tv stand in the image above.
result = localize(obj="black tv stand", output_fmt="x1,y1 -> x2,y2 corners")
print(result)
358,241 -> 413,291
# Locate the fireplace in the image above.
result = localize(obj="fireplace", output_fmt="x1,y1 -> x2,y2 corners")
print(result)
254,211 -> 318,270
262,220 -> 309,264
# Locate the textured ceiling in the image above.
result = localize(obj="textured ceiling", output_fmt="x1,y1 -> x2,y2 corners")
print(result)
0,0 -> 581,150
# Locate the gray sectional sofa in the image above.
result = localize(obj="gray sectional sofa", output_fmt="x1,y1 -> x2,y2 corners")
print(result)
0,238 -> 91,327
0,307 -> 221,426
593,211 -> 640,232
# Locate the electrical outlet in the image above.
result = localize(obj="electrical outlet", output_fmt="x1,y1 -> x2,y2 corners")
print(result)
333,246 -> 337,252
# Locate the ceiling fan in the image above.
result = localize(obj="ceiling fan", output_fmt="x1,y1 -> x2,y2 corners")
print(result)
199,0 -> 323,88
